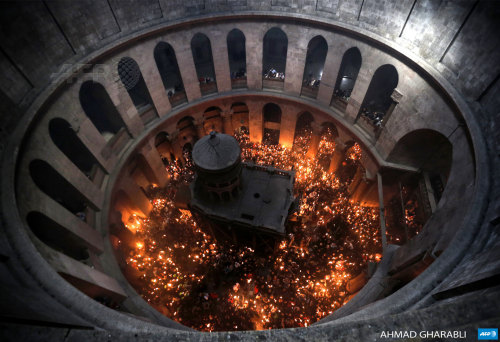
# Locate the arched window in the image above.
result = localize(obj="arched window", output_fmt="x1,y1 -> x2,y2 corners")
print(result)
203,106 -> 223,134
293,112 -> 314,150
227,29 -> 247,89
331,47 -> 362,111
49,118 -> 103,183
262,27 -> 288,90
386,129 -> 452,243
301,36 -> 328,99
191,33 -> 217,95
79,80 -> 125,138
29,159 -> 92,219
155,132 -> 174,164
231,102 -> 249,134
176,116 -> 198,148
118,57 -> 157,124
358,64 -> 398,130
263,103 -> 282,145
154,42 -> 187,107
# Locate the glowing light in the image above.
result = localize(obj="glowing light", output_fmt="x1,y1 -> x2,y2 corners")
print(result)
118,129 -> 386,332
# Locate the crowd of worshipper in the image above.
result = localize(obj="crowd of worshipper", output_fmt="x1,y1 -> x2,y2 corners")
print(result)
333,88 -> 352,101
302,73 -> 321,88
264,68 -> 285,80
360,107 -> 385,127
118,129 -> 392,332
230,68 -> 247,79
166,84 -> 184,98
199,76 -> 215,84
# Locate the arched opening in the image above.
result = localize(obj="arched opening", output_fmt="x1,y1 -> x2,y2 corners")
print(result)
29,159 -> 94,221
231,102 -> 249,135
177,116 -> 198,144
331,47 -> 362,111
79,80 -> 126,138
384,129 -> 453,244
262,103 -> 281,145
191,33 -> 217,95
49,118 -> 104,185
154,42 -> 187,107
203,106 -> 223,134
262,27 -> 288,90
357,64 -> 398,131
317,122 -> 338,169
129,154 -> 159,192
227,29 -> 247,89
301,36 -> 328,99
26,211 -> 91,261
155,132 -> 175,165
118,57 -> 157,124
293,112 -> 314,152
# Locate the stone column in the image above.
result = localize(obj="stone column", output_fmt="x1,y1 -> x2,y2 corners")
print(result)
243,25 -> 263,90
129,40 -> 172,117
17,179 -> 104,253
278,104 -> 297,148
171,33 -> 202,101
377,88 -> 403,136
140,141 -> 169,187
284,32 -> 307,96
248,102 -> 263,143
100,64 -> 144,137
194,117 -> 206,138
316,40 -> 343,106
209,30 -> 231,93
49,251 -> 127,302
306,122 -> 322,158
344,62 -> 372,124
377,172 -> 388,254
31,141 -> 104,211
222,110 -> 233,134
55,85 -> 117,171
329,140 -> 346,173
119,177 -> 153,217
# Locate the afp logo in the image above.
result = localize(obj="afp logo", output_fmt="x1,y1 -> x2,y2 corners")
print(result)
478,328 -> 498,340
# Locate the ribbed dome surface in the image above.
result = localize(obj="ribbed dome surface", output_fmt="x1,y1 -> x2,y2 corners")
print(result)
192,131 -> 241,171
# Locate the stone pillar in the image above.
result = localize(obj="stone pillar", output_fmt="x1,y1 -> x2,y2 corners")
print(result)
377,172 -> 388,254
284,33 -> 307,96
243,25 -> 263,90
55,86 -> 117,172
194,117 -> 206,138
344,62 -> 372,124
209,30 -> 231,93
222,110 -> 233,134
278,105 -> 297,148
49,251 -> 127,302
248,102 -> 263,143
129,40 -> 172,117
140,141 -> 169,187
119,178 -> 153,217
75,117 -> 117,172
171,34 -> 202,101
18,181 -> 104,253
316,40 -> 343,106
329,140 -> 346,173
306,122 -> 322,158
379,88 -> 403,132
100,65 -> 144,137
32,141 -> 104,211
